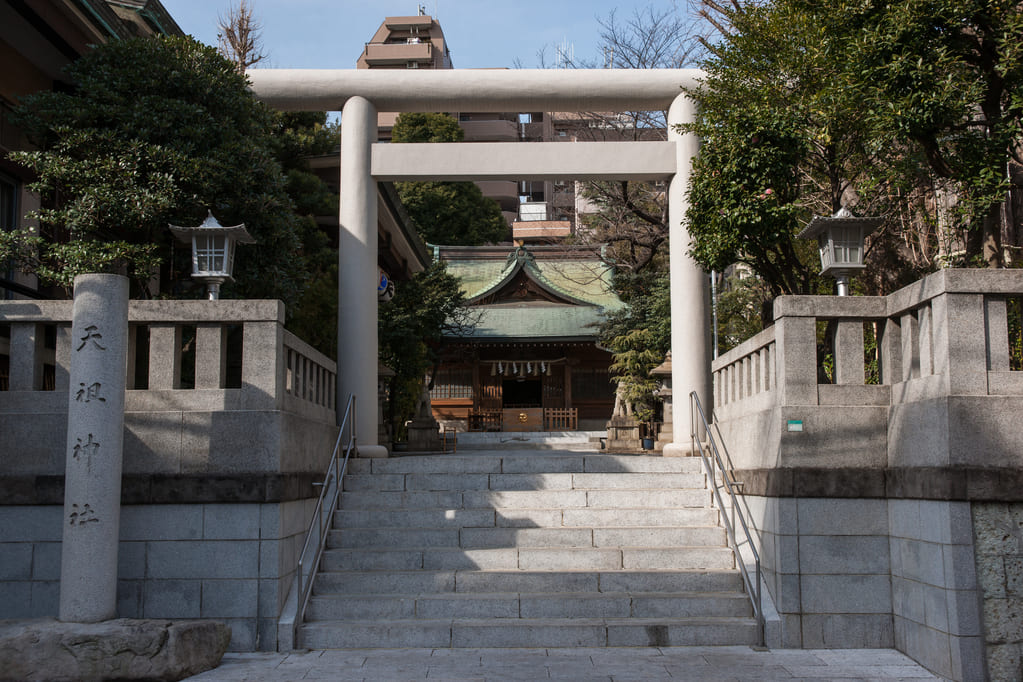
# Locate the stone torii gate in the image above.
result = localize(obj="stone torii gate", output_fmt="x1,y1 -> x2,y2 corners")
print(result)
248,69 -> 707,457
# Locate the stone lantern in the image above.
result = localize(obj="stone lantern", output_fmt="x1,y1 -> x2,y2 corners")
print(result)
797,207 -> 882,296
650,352 -> 673,452
169,211 -> 255,300
378,361 -> 396,450
651,352 -> 673,426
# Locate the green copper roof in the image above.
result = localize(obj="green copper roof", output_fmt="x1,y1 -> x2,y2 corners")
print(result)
462,304 -> 608,341
443,247 -> 625,312
439,246 -> 625,342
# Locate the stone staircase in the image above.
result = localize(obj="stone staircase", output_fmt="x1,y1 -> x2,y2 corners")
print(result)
297,451 -> 759,649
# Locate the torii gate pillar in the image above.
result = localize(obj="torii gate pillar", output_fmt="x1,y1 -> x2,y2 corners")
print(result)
664,94 -> 711,454
338,95 -> 387,457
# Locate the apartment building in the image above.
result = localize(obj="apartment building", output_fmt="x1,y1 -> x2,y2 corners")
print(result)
356,9 -> 573,239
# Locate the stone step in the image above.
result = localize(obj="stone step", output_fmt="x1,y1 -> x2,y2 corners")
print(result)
332,507 -> 719,529
342,472 -> 706,493
327,526 -> 728,552
323,527 -> 724,572
312,569 -> 744,595
338,488 -> 710,510
301,449 -> 753,651
304,591 -> 752,621
321,542 -> 733,571
339,491 -> 468,509
345,454 -> 704,475
298,616 -> 759,649
454,527 -> 722,550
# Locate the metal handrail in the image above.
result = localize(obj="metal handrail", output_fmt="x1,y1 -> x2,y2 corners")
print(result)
292,393 -> 357,648
689,391 -> 764,646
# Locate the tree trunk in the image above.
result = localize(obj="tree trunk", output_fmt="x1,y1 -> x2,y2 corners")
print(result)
982,201 -> 1004,268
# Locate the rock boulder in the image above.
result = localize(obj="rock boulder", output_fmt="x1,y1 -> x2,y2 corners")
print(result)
0,618 -> 231,682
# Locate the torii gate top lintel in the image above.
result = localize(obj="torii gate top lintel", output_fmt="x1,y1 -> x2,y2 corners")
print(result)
247,68 -> 704,113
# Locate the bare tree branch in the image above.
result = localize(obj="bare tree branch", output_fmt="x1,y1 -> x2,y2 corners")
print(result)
217,0 -> 267,72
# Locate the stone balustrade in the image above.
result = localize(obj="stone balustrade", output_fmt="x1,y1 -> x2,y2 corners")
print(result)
0,299 -> 337,477
714,269 -> 1023,475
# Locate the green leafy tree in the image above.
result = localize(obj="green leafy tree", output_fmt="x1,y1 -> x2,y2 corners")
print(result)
391,113 -> 508,245
3,35 -> 307,305
689,0 -> 1023,300
684,1 -> 883,299
599,269 -> 671,422
808,0 -> 1023,267
273,111 -> 341,353
715,273 -> 772,355
378,260 -> 474,440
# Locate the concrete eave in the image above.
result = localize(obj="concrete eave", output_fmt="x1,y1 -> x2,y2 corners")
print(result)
377,181 -> 431,275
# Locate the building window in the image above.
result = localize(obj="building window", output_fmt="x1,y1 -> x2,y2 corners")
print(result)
1,172 -> 17,300
431,365 -> 473,400
571,367 -> 615,401
0,173 -> 15,230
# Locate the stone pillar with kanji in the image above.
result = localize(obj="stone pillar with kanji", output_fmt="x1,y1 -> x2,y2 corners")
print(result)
59,274 -> 129,622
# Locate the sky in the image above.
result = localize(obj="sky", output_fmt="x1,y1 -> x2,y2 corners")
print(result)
160,0 -> 683,71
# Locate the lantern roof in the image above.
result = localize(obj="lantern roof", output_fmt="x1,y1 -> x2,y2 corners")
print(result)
168,211 -> 256,244
650,352 -> 673,376
796,206 -> 883,240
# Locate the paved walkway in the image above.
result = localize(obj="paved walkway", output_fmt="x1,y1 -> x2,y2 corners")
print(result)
185,646 -> 940,681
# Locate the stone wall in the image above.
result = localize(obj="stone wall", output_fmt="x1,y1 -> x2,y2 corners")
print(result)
711,269 -> 1023,681
0,500 -> 313,650
889,500 -> 984,681
739,495 -> 893,649
0,300 -> 339,650
972,503 -> 1023,680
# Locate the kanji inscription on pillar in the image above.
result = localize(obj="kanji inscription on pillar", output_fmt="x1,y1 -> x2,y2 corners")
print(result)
71,434 -> 101,462
76,324 -> 107,352
75,382 -> 105,403
60,274 -> 129,623
68,503 -> 100,526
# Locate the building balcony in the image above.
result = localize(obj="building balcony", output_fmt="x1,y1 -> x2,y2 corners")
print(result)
383,16 -> 434,31
518,201 -> 549,221
512,220 -> 572,241
475,180 -> 519,211
460,119 -> 519,142
361,41 -> 439,66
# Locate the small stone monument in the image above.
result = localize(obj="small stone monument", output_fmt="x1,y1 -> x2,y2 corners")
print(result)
407,376 -> 442,452
59,274 -> 129,623
605,385 -> 643,452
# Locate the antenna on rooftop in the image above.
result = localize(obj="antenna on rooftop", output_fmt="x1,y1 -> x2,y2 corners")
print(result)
418,4 -> 426,15
556,39 -> 574,69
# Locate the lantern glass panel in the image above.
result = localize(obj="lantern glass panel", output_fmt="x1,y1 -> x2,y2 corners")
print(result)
833,226 -> 862,265
818,234 -> 833,270
195,233 -> 228,274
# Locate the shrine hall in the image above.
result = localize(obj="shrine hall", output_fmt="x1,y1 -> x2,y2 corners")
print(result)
428,244 -> 623,432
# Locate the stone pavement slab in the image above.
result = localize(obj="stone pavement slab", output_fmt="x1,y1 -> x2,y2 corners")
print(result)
183,646 -> 940,681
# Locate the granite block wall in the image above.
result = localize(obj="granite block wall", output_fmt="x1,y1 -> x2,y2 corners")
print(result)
889,500 -> 985,681
741,495 -> 893,650
972,502 -> 1023,681
0,499 -> 315,651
